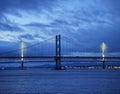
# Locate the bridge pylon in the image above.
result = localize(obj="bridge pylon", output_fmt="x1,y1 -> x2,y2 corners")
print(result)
55,35 -> 61,70
21,41 -> 25,70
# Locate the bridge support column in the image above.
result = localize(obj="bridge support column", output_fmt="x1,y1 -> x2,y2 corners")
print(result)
102,61 -> 105,69
21,60 -> 24,70
55,35 -> 61,70
102,57 -> 105,69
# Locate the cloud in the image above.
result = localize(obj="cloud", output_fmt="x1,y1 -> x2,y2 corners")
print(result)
0,21 -> 23,31
0,31 -> 20,42
104,0 -> 120,14
0,0 -> 120,55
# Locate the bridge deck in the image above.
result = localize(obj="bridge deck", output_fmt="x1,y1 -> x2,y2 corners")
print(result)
0,56 -> 120,62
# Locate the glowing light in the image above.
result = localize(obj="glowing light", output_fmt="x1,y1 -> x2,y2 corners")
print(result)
101,42 -> 107,61
21,41 -> 25,61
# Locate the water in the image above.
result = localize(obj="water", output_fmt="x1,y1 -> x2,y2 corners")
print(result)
0,69 -> 120,94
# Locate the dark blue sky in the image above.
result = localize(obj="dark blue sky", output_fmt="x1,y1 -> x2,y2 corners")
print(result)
0,0 -> 120,56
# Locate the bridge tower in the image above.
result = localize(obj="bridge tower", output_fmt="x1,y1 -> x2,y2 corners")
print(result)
55,35 -> 61,70
21,41 -> 25,70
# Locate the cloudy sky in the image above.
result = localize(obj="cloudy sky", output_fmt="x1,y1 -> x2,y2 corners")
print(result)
0,0 -> 120,56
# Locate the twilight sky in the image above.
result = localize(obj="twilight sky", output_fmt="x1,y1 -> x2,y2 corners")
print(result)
0,0 -> 120,56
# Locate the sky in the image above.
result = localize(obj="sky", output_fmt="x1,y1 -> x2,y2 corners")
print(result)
0,0 -> 120,56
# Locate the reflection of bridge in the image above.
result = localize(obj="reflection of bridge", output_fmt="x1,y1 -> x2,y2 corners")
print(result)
0,35 -> 120,70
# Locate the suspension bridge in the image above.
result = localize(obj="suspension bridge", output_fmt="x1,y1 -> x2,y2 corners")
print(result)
0,35 -> 120,70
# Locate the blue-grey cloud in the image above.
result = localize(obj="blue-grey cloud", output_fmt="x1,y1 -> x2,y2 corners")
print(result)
19,34 -> 34,40
25,23 -> 51,27
0,0 -> 120,56
0,22 -> 23,31
104,0 -> 120,14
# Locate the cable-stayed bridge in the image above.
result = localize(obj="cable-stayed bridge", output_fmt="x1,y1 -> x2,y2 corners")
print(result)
0,35 -> 120,70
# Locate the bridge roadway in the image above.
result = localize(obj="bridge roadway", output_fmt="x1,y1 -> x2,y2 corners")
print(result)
0,56 -> 120,62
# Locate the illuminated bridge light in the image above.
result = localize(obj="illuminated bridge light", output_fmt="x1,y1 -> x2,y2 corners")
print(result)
21,41 -> 25,61
101,42 -> 107,58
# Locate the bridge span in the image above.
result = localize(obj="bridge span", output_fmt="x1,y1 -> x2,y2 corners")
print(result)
0,56 -> 120,69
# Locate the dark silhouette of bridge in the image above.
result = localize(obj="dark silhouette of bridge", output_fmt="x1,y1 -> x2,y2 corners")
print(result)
0,35 -> 120,70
